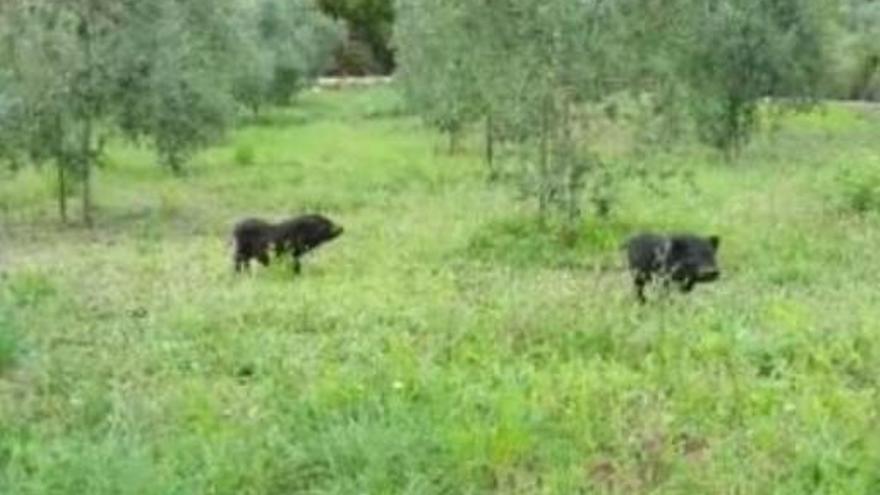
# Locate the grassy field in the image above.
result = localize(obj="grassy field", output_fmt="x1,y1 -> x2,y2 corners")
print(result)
2,86 -> 880,494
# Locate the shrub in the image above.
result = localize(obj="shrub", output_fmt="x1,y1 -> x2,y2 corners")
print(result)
0,305 -> 20,372
234,144 -> 256,167
833,160 -> 880,214
6,271 -> 56,308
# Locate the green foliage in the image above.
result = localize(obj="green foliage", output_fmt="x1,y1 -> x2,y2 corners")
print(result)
111,0 -> 341,171
683,0 -> 828,155
0,310 -> 20,373
0,73 -> 27,170
828,0 -> 880,100
113,0 -> 248,173
0,0 -> 341,222
467,215 -> 631,269
832,158 -> 880,214
0,271 -> 51,373
673,0 -> 833,157
393,1 -> 482,146
233,143 -> 256,167
0,1 -> 124,224
5,271 -> 57,308
318,0 -> 395,74
394,0 -> 632,223
394,0 -> 839,226
254,0 -> 344,105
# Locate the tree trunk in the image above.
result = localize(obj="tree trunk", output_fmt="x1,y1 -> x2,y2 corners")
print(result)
57,164 -> 68,224
52,112 -> 68,224
82,160 -> 92,227
538,99 -> 550,217
81,117 -> 93,228
169,153 -> 184,176
485,114 -> 496,180
448,128 -> 459,155
561,96 -> 578,224
851,55 -> 879,101
79,12 -> 94,227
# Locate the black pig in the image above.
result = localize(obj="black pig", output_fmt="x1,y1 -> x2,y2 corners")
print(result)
231,214 -> 343,274
272,214 -> 344,274
231,217 -> 276,272
624,232 -> 721,302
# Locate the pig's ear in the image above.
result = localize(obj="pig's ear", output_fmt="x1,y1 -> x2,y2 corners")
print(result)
707,235 -> 720,251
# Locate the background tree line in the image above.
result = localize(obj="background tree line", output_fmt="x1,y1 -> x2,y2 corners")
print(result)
320,0 -> 880,99
2,0 -> 880,227
0,0 -> 342,225
318,0 -> 395,75
393,0 -> 839,224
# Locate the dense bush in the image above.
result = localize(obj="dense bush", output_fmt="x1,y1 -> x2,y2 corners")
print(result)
827,0 -> 880,100
832,159 -> 880,214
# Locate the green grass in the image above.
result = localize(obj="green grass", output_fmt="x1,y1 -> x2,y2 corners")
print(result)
2,86 -> 880,493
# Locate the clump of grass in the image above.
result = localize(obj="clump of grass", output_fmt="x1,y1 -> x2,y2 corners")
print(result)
466,214 -> 633,269
832,158 -> 880,214
233,143 -> 256,167
158,188 -> 183,220
0,286 -> 23,372
0,318 -> 20,372
6,270 -> 56,307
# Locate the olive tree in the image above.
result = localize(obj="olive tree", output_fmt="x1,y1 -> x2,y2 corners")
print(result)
318,0 -> 395,74
254,0 -> 344,106
0,0 -> 125,224
393,1 -> 483,153
111,0 -> 244,174
0,0 -> 341,223
673,0 -> 832,158
394,0 -> 836,227
831,0 -> 880,100
394,0 -> 630,222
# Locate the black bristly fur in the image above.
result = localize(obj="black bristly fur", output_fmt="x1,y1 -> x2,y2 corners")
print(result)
272,214 -> 344,274
624,232 -> 721,302
231,214 -> 343,274
231,217 -> 276,273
